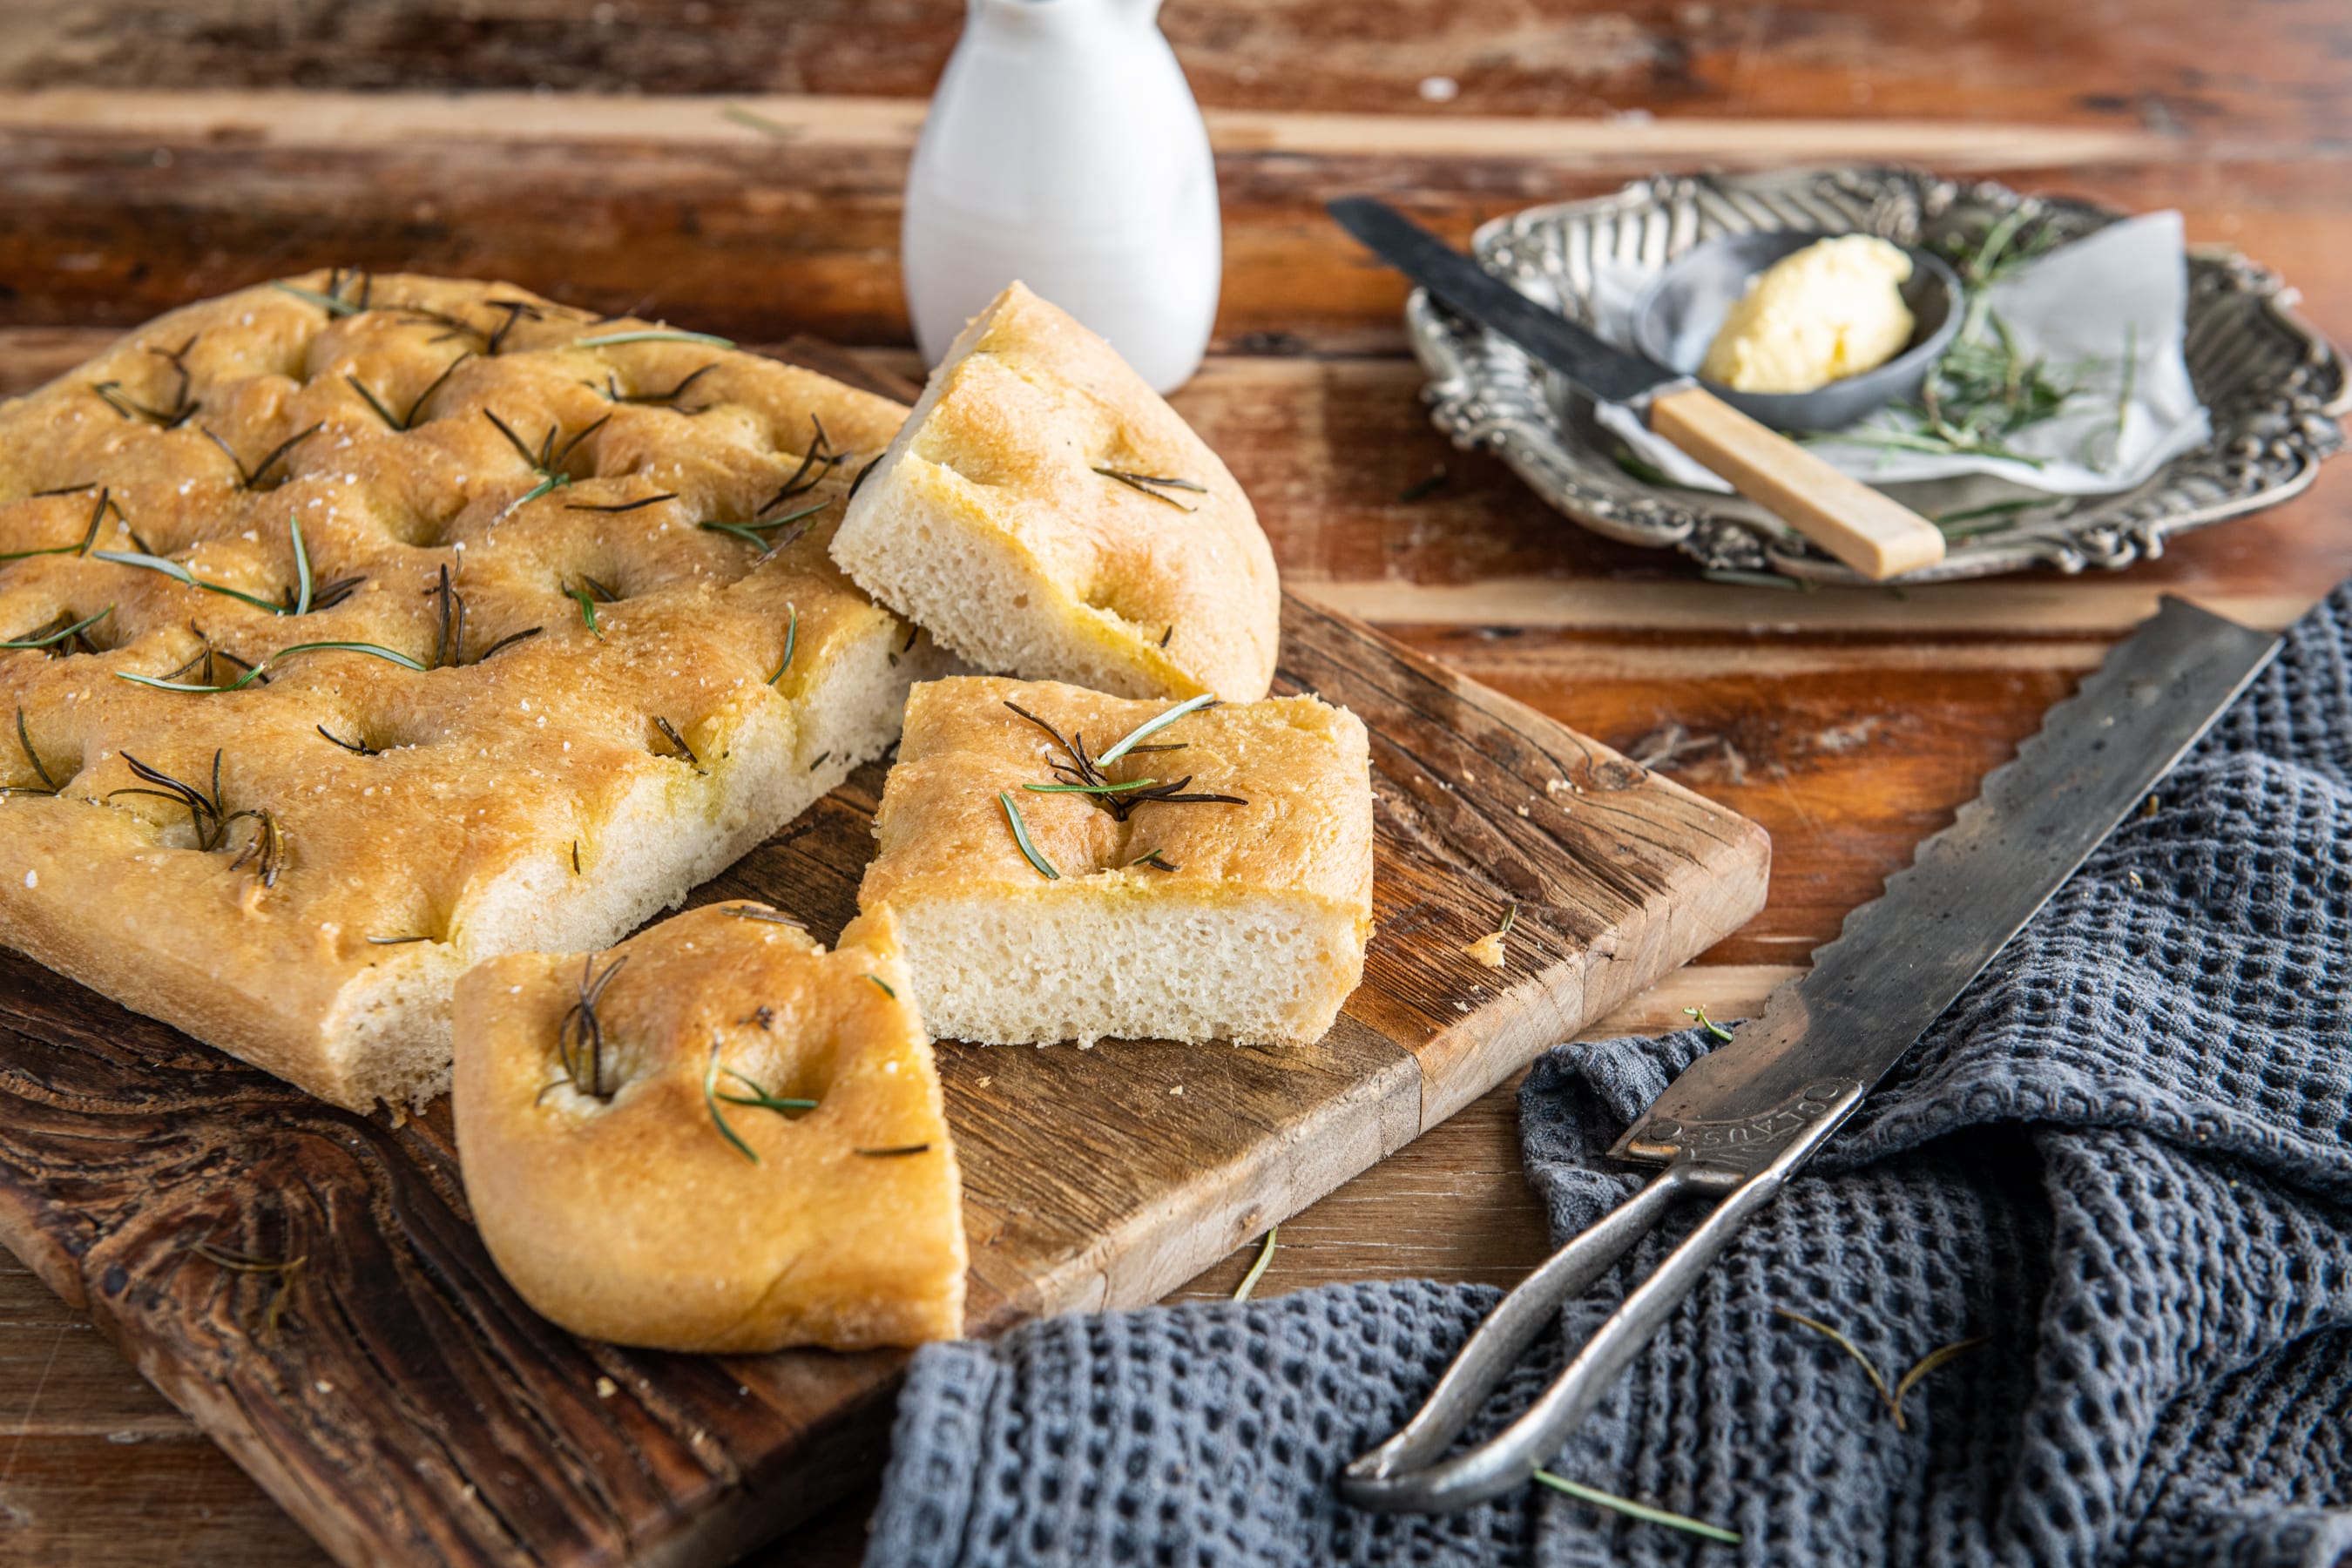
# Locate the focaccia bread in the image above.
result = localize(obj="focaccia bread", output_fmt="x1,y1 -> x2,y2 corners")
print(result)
860,677 -> 1373,1046
830,282 -> 1281,703
0,270 -> 950,1112
452,901 -> 965,1352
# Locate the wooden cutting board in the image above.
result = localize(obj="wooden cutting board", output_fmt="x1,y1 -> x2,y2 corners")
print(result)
0,341 -> 1768,1568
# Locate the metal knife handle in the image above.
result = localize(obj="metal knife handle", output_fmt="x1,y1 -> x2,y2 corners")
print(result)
1648,387 -> 1946,581
1340,1080 -> 1866,1514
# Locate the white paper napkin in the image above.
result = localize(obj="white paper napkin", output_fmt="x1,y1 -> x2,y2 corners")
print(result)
1592,211 -> 2210,497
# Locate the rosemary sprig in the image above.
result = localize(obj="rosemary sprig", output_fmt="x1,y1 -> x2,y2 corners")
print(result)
1531,1470 -> 1740,1545
1023,777 -> 1161,796
999,790 -> 1060,880
846,452 -> 884,501
1093,467 -> 1206,511
1,605 -> 112,652
7,707 -> 57,796
564,492 -> 678,515
1232,1225 -> 1278,1301
767,605 -> 798,686
483,409 -> 609,509
1097,693 -> 1216,764
1,486 -> 116,563
476,625 -> 544,663
575,328 -> 735,349
115,639 -> 428,693
1773,1307 -> 1989,1432
1004,696 -> 1245,821
352,352 -> 474,431
274,280 -> 363,316
727,905 -> 806,929
567,580 -> 607,640
1682,1004 -> 1734,1044
760,416 -> 842,513
89,337 -> 201,428
556,954 -> 626,1100
702,1038 -> 817,1162
94,548 -> 291,617
480,297 -> 544,356
200,422 -> 321,491
700,500 -> 828,554
105,750 -> 281,883
190,1240 -> 308,1342
595,364 -> 716,407
652,716 -> 701,770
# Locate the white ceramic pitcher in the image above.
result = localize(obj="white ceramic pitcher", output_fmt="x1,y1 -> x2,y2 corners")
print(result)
902,0 -> 1220,393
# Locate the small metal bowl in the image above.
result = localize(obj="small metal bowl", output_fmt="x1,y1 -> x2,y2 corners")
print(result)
1631,232 -> 1964,432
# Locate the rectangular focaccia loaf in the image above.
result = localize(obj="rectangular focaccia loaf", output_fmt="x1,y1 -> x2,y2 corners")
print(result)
0,272 -> 948,1112
859,678 -> 1374,1047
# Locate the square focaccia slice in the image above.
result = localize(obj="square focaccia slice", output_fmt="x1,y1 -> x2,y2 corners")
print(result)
831,282 -> 1280,704
453,901 -> 964,1353
0,271 -> 950,1112
860,677 -> 1372,1046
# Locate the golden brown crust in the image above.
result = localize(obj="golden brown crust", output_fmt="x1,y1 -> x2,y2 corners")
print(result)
0,272 -> 933,1110
831,283 -> 1281,702
452,902 -> 965,1352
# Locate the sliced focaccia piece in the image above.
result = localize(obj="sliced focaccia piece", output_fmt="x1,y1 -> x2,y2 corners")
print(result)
830,282 -> 1280,703
452,901 -> 965,1353
859,677 -> 1373,1047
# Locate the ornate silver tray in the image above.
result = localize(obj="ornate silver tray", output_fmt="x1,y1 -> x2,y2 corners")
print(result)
1406,166 -> 2351,583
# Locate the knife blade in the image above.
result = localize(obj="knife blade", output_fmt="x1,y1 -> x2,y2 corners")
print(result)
1328,194 -> 1949,581
1339,593 -> 2280,1513
1328,194 -> 1681,405
1609,593 -> 2279,1167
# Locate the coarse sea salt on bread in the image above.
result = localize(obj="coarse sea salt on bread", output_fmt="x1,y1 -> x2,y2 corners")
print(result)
453,901 -> 964,1352
830,282 -> 1281,703
0,271 -> 950,1112
860,677 -> 1373,1047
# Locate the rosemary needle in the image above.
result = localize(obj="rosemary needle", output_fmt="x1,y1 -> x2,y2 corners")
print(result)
767,605 -> 798,686
1232,1224 -> 1278,1301
865,973 -> 897,999
575,328 -> 735,349
999,790 -> 1059,880
1097,693 -> 1216,765
1683,1004 -> 1734,1043
1023,778 -> 1160,795
1531,1470 -> 1740,1545
1,605 -> 112,651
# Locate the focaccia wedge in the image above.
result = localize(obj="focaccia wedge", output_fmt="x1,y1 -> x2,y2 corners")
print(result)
831,282 -> 1281,703
453,901 -> 964,1352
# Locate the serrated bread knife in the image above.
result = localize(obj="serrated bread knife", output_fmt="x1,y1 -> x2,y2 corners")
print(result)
1339,595 -> 2280,1512
1328,195 -> 1947,582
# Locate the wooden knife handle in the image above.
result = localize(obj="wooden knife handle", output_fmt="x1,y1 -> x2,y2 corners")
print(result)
1648,385 -> 1945,582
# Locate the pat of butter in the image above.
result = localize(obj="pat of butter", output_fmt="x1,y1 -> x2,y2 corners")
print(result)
1700,235 -> 1916,395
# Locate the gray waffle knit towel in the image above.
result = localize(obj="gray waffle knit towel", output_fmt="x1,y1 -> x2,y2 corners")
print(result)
865,582 -> 2352,1568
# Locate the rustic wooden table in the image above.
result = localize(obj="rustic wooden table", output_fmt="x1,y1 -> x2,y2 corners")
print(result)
2,1 -> 2349,1563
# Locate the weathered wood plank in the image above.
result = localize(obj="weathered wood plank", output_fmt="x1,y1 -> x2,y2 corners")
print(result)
2,2 -> 2346,141
0,92 -> 2348,349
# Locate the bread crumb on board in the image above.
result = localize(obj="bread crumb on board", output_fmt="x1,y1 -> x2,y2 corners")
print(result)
1463,932 -> 1507,969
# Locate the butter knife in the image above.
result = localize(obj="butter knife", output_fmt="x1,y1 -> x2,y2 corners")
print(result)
1339,594 -> 2280,1512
